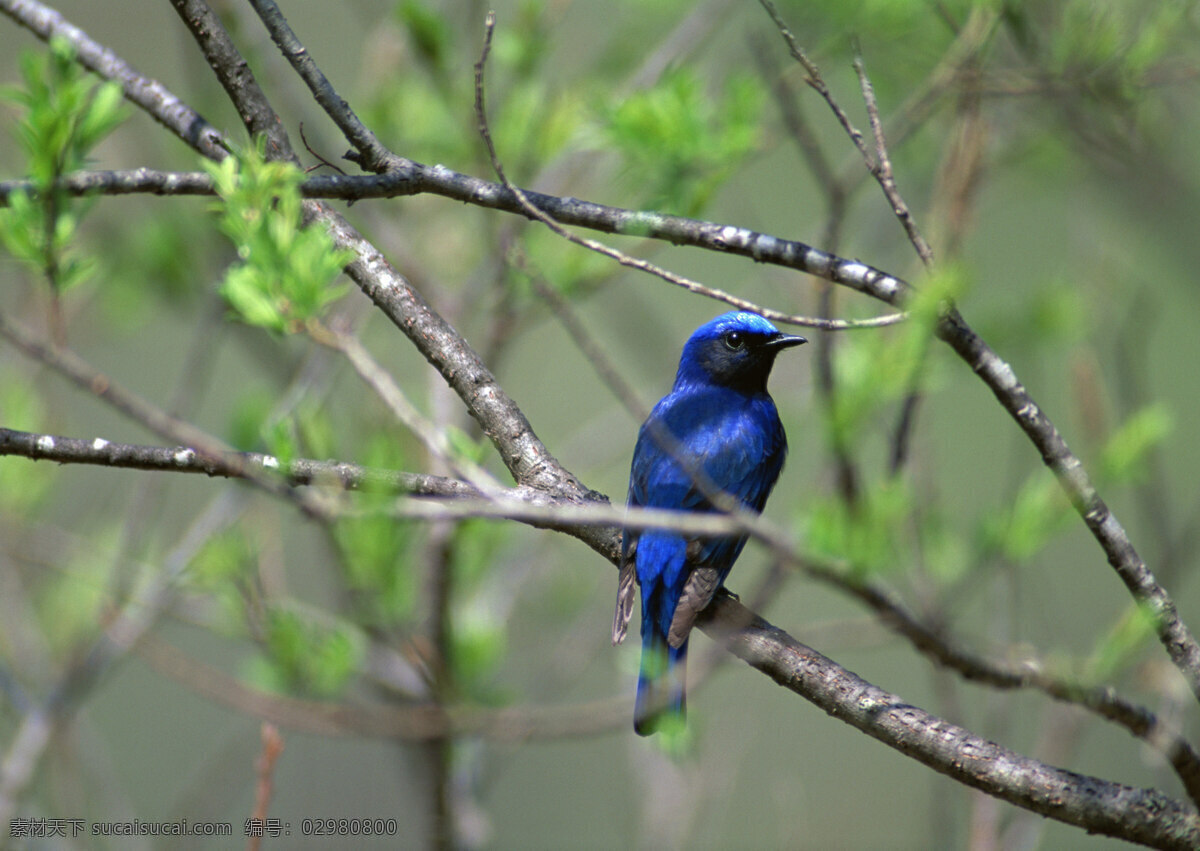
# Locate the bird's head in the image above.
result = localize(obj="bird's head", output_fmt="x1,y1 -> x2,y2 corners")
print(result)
676,311 -> 806,392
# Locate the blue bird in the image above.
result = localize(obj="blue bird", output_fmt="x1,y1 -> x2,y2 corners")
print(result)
612,311 -> 805,735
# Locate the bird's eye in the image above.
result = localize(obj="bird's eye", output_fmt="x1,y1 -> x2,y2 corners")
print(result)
724,331 -> 745,351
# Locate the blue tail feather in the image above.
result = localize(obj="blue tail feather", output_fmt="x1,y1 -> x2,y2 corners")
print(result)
634,628 -> 688,736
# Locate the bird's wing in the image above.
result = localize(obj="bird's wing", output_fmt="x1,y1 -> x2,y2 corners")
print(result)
645,393 -> 786,569
623,390 -> 787,637
667,565 -> 721,648
638,391 -> 783,497
612,553 -> 637,645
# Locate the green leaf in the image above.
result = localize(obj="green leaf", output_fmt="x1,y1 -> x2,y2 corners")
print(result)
1098,404 -> 1172,484
981,473 -> 1071,562
186,530 -> 255,635
451,598 -> 506,686
334,513 -> 416,625
204,138 -> 355,332
332,434 -> 415,625
805,478 -> 911,577
452,519 -> 509,586
396,0 -> 452,72
228,390 -> 275,452
263,606 -> 363,697
1085,602 -> 1157,683
600,69 -> 764,215
38,535 -> 116,653
0,35 -> 127,293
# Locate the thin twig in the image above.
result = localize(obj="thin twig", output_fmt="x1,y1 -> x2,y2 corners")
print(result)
853,51 -> 936,267
311,321 -> 506,497
245,0 -> 398,172
756,0 -> 1200,707
508,247 -> 649,423
474,14 -> 902,333
299,122 -> 346,175
757,0 -> 873,166
136,634 -> 632,741
248,724 -> 284,851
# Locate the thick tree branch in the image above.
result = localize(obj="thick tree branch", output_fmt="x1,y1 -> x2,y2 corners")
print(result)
706,593 -> 1200,850
5,0 -> 1191,716
803,561 -> 1200,805
8,420 -> 1200,811
168,0 -> 292,161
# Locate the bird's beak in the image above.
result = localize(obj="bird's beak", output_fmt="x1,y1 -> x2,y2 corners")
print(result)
766,333 -> 807,350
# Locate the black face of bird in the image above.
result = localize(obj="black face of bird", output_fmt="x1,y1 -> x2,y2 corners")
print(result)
693,326 -> 807,391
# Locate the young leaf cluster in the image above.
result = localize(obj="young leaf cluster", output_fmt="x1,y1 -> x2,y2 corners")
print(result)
0,35 -> 126,292
205,140 -> 354,333
601,69 -> 764,216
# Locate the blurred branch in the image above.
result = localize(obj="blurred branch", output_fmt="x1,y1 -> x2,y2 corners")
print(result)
8,419 -> 1196,803
137,634 -> 631,741
0,492 -> 242,827
313,321 -> 506,495
0,311 -> 327,517
248,724 -> 284,851
751,33 -> 861,505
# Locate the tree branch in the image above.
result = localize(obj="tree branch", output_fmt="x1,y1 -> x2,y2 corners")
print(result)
0,426 -> 476,498
707,593 -> 1200,849
167,0 -> 292,161
2,5 -> 1197,845
0,0 -> 227,159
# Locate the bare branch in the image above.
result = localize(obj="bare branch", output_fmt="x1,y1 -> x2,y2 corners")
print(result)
244,0 -> 402,174
248,724 -> 284,851
0,427 -> 475,498
709,593 -> 1200,849
853,50 -> 936,267
0,0 -> 227,159
803,561 -> 1200,806
312,321 -> 506,495
754,1 -> 1200,705
935,309 -> 1200,702
168,0 -> 293,161
0,311 -> 326,517
0,166 -> 910,330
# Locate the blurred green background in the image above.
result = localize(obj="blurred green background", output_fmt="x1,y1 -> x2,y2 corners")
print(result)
2,1 -> 1200,848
